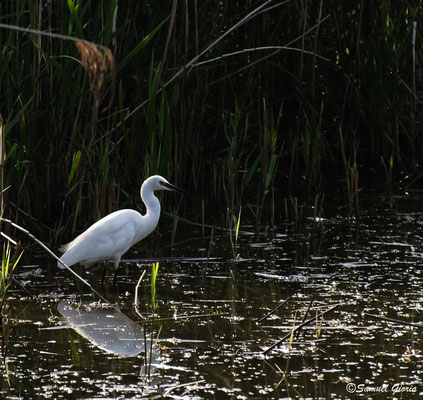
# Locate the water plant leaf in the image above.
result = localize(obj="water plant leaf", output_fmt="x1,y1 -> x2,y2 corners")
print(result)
4,96 -> 34,136
67,150 -> 82,186
242,149 -> 262,191
37,48 -> 84,96
288,312 -> 297,346
264,153 -> 278,191
67,0 -> 85,38
115,16 -> 170,75
1,243 -> 22,293
235,208 -> 241,243
151,262 -> 160,312
100,0 -> 118,47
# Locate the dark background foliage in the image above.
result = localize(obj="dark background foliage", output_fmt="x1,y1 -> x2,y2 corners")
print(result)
0,0 -> 422,237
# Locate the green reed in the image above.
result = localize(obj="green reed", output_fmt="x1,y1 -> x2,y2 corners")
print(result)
1,243 -> 22,307
0,242 -> 22,362
339,128 -> 359,215
151,262 -> 160,313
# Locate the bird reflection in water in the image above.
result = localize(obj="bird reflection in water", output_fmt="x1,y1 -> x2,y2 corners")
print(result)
58,300 -> 157,360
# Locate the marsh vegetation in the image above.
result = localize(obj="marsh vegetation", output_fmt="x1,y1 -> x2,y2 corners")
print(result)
0,1 -> 423,397
1,1 -> 422,233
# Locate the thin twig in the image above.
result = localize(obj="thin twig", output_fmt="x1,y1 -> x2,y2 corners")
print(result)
163,379 -> 205,397
116,0 -> 281,127
134,269 -> 146,306
209,14 -> 331,85
412,20 -> 417,101
0,232 -> 18,246
11,277 -> 34,298
0,22 -> 110,52
154,0 -> 178,95
0,217 -> 111,305
135,312 -> 225,324
363,313 -> 423,328
295,294 -> 315,339
202,227 -> 214,285
256,295 -> 293,323
329,271 -> 340,280
190,46 -> 330,69
263,303 -> 339,354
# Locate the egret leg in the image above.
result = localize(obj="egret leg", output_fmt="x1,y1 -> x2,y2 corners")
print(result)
101,263 -> 108,285
112,258 -> 121,285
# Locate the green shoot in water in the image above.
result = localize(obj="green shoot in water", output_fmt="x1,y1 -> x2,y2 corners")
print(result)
151,262 -> 159,313
1,242 -> 22,364
1,243 -> 22,299
233,208 -> 241,261
315,311 -> 323,340
288,312 -> 298,346
235,208 -> 241,244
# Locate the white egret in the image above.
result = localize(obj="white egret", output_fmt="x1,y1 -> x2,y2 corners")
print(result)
58,175 -> 186,283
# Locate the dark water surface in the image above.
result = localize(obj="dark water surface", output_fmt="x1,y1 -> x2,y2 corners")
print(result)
2,193 -> 423,398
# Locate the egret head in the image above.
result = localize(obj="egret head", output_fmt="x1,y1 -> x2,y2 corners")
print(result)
144,175 -> 187,194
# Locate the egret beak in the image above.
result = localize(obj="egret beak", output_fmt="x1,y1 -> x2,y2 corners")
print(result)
160,180 -> 189,195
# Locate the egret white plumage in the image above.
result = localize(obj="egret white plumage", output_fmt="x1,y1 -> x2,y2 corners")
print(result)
58,175 -> 185,283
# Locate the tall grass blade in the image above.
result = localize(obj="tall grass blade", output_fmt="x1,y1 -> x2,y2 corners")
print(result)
67,150 -> 82,186
151,262 -> 160,313
115,16 -> 170,75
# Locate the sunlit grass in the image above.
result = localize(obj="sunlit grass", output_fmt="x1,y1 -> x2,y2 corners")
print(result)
0,242 -> 22,365
151,262 -> 160,313
315,311 -> 323,340
1,243 -> 22,303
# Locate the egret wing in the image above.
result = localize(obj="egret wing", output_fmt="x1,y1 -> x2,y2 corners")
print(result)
59,209 -> 141,266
